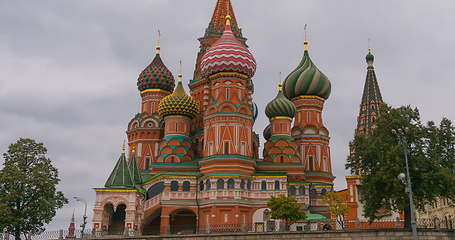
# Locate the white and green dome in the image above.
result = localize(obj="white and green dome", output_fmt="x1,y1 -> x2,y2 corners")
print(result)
283,41 -> 331,100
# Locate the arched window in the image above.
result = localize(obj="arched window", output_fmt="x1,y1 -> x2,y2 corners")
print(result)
217,179 -> 225,190
247,180 -> 252,190
240,179 -> 245,189
274,180 -> 280,190
321,189 -> 327,196
224,142 -> 229,154
288,186 -> 296,196
227,179 -> 235,189
206,179 -> 211,190
261,181 -> 267,190
146,182 -> 164,199
299,185 -> 305,195
310,189 -> 317,199
170,181 -> 179,191
280,156 -> 284,163
309,156 -> 314,171
199,181 -> 204,191
182,181 -> 190,192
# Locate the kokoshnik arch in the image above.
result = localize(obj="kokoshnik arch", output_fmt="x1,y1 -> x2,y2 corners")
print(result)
92,0 -> 337,235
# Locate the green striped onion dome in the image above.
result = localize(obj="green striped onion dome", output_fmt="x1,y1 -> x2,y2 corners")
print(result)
137,50 -> 175,93
283,43 -> 331,100
158,76 -> 200,119
265,87 -> 296,119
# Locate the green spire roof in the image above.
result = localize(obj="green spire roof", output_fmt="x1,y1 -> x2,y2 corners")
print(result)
105,152 -> 135,188
128,153 -> 142,185
265,84 -> 296,119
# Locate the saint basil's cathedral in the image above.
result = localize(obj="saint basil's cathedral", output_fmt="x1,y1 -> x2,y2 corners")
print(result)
91,0 -> 384,235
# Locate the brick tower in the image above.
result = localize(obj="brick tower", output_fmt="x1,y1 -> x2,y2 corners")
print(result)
127,43 -> 175,170
282,34 -> 334,214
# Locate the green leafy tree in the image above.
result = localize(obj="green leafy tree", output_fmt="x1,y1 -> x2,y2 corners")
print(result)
323,191 -> 351,229
267,195 -> 306,230
346,105 -> 455,228
0,138 -> 68,240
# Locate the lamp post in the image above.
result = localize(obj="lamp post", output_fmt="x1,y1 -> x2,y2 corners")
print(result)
74,197 -> 87,238
392,128 -> 418,240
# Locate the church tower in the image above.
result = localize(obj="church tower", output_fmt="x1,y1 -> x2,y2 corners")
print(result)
198,15 -> 257,176
356,49 -> 383,134
127,40 -> 175,170
282,31 -> 333,213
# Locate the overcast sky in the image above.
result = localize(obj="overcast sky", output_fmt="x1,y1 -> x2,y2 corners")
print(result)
1,0 -> 454,231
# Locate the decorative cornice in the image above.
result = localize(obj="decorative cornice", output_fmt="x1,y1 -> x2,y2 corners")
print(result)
292,95 -> 326,102
94,189 -> 137,193
208,72 -> 249,80
271,116 -> 293,121
140,89 -> 171,95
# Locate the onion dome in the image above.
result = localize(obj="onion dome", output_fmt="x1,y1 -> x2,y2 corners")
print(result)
283,41 -> 331,100
265,83 -> 296,119
366,49 -> 374,62
252,102 -> 258,121
137,46 -> 175,93
200,15 -> 256,79
158,74 -> 200,119
263,124 -> 271,141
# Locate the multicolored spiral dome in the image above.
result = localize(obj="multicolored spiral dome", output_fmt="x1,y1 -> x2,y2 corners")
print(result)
283,42 -> 331,100
137,49 -> 175,93
200,16 -> 256,79
265,85 -> 296,119
158,76 -> 200,119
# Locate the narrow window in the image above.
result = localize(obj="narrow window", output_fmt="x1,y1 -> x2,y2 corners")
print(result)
307,112 -> 311,122
240,180 -> 245,189
247,180 -> 252,190
227,179 -> 235,189
309,156 -> 314,171
261,181 -> 267,190
206,179 -> 211,190
199,181 -> 204,191
274,180 -> 280,190
217,179 -> 225,189
144,157 -> 151,170
224,142 -> 229,154
226,88 -> 230,100
170,181 -> 179,191
182,181 -> 190,192
209,142 -> 213,155
151,103 -> 155,113
289,186 -> 296,196
280,156 -> 284,163
299,185 -> 305,195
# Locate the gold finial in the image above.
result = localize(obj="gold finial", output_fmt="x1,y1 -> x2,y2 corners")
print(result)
178,60 -> 183,82
155,30 -> 161,54
132,146 -> 136,153
304,24 -> 309,51
122,140 -> 126,154
368,38 -> 371,53
225,15 -> 232,26
278,72 -> 283,91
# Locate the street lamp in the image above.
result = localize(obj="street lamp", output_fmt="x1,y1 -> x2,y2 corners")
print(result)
74,197 -> 87,238
392,128 -> 418,240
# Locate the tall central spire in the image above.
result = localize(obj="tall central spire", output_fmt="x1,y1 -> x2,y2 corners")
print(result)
210,0 -> 238,31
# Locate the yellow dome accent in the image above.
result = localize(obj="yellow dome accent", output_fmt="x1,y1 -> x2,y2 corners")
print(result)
158,75 -> 200,119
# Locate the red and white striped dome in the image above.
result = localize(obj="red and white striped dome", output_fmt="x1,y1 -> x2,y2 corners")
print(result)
200,16 -> 256,79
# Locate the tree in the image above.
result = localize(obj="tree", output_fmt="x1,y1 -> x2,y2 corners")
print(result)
267,195 -> 306,230
346,105 -> 455,228
323,191 -> 351,229
0,138 -> 68,240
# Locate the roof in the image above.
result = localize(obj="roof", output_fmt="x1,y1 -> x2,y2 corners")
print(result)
129,153 -> 142,185
210,0 -> 238,31
105,152 -> 135,188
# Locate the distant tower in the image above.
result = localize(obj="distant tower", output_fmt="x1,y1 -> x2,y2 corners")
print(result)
66,210 -> 76,239
127,35 -> 175,170
355,49 -> 383,134
282,27 -> 333,213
